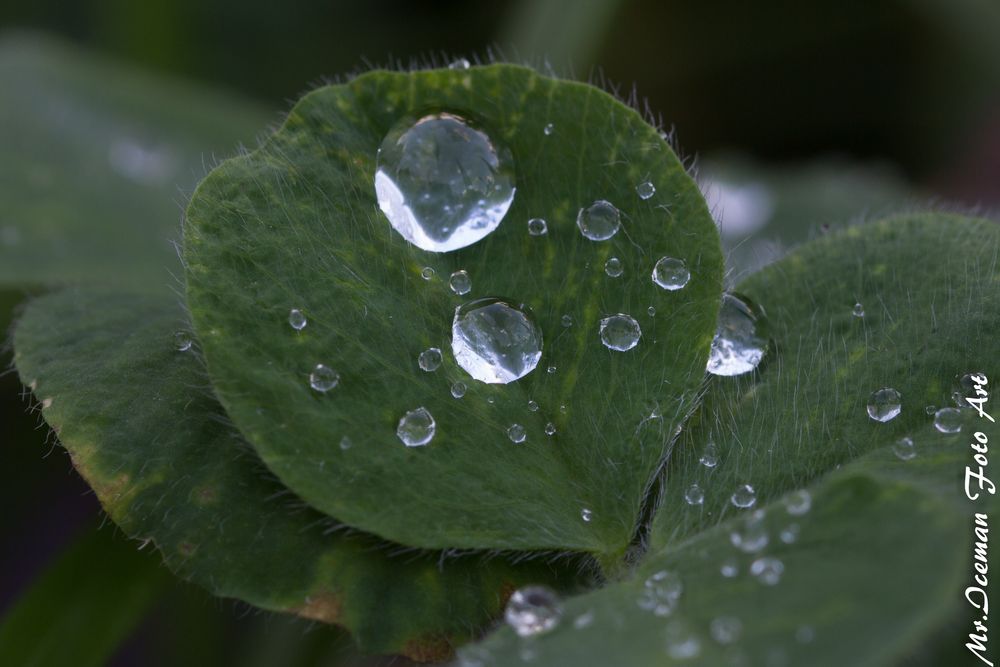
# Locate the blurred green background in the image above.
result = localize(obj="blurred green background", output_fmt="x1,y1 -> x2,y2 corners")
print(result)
1,0 -> 997,665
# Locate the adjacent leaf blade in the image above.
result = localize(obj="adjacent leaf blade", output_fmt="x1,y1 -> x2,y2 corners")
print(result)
0,525 -> 169,667
183,64 -> 723,555
0,32 -> 270,287
13,288 -> 580,658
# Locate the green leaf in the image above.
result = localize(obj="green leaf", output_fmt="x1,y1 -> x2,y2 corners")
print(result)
0,525 -> 169,667
466,213 -> 999,665
183,64 -> 723,556
0,32 -> 270,287
13,288 -> 580,659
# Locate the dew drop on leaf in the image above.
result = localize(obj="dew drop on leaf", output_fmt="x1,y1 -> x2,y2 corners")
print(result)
417,347 -> 442,372
527,217 -> 548,236
636,180 -> 656,200
396,407 -> 436,447
339,435 -> 352,451
375,112 -> 515,252
448,58 -> 471,70
710,616 -> 743,645
421,266 -> 436,280
852,302 -> 865,317
707,294 -> 767,376
730,483 -> 757,509
288,308 -> 307,331
576,200 -> 621,241
507,423 -> 527,443
664,620 -> 701,659
933,407 -> 962,433
527,400 -> 539,412
309,364 -> 339,392
699,441 -> 720,468
450,380 -> 467,399
893,436 -> 916,460
449,269 -> 472,295
651,257 -> 690,291
173,331 -> 193,352
684,483 -> 704,506
580,507 -> 594,522
504,586 -> 562,637
867,387 -> 902,422
561,314 -> 573,328
925,405 -> 937,416
544,422 -> 557,436
783,489 -> 811,516
730,509 -> 768,552
604,257 -> 623,277
547,365 -> 557,374
599,313 -> 641,351
638,570 -> 683,616
720,557 -> 739,578
780,523 -> 800,544
647,306 -> 656,317
543,123 -> 554,136
451,297 -> 542,384
750,556 -> 784,585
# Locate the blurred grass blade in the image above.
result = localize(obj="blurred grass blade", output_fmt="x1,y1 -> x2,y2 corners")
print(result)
0,525 -> 168,667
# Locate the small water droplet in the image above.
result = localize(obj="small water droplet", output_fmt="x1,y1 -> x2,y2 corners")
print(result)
527,218 -> 548,236
783,489 -> 811,516
310,364 -> 340,392
638,570 -> 683,616
543,123 -> 554,136
449,269 -> 472,295
547,365 -> 557,374
750,556 -> 784,585
573,610 -> 594,630
867,387 -> 902,422
559,404 -> 568,413
710,616 -> 743,645
452,298 -> 543,384
636,180 -> 656,200
684,483 -> 705,505
780,523 -> 800,544
699,442 -> 720,468
451,381 -> 467,398
421,266 -> 436,280
934,407 -> 962,433
418,347 -> 443,372
561,314 -> 573,327
730,483 -> 757,509
527,400 -> 539,412
174,331 -> 193,352
647,306 -> 656,317
730,509 -> 768,552
925,405 -> 937,416
375,113 -> 515,252
504,586 -> 562,637
604,257 -> 624,277
664,620 -> 701,659
707,294 -> 767,376
580,507 -> 593,522
507,423 -> 527,443
852,302 -> 865,317
893,436 -> 916,461
544,422 -> 557,436
448,57 -> 471,70
599,313 -> 641,351
288,308 -> 307,331
396,407 -> 436,447
651,257 -> 690,291
339,436 -> 352,451
576,200 -> 621,241
720,557 -> 739,578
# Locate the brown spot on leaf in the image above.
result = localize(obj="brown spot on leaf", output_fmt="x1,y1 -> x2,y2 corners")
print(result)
402,635 -> 453,663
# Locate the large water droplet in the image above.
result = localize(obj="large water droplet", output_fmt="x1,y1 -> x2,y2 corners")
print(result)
396,407 -> 436,447
652,257 -> 690,291
504,586 -> 562,637
576,200 -> 621,241
707,294 -> 767,376
449,270 -> 472,295
684,483 -> 704,505
636,180 -> 656,200
527,217 -> 548,236
599,314 -> 641,351
867,387 -> 902,422
507,423 -> 527,443
288,308 -> 307,331
731,483 -> 757,509
450,381 -> 467,398
418,347 -> 442,372
375,113 -> 515,252
309,364 -> 340,392
452,298 -> 542,384
893,436 -> 916,461
604,257 -> 624,277
699,442 -> 720,468
934,407 -> 963,433
750,556 -> 784,585
730,509 -> 768,552
174,331 -> 193,352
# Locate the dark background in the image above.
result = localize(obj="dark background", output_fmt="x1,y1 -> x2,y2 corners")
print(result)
1,1 -> 998,665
